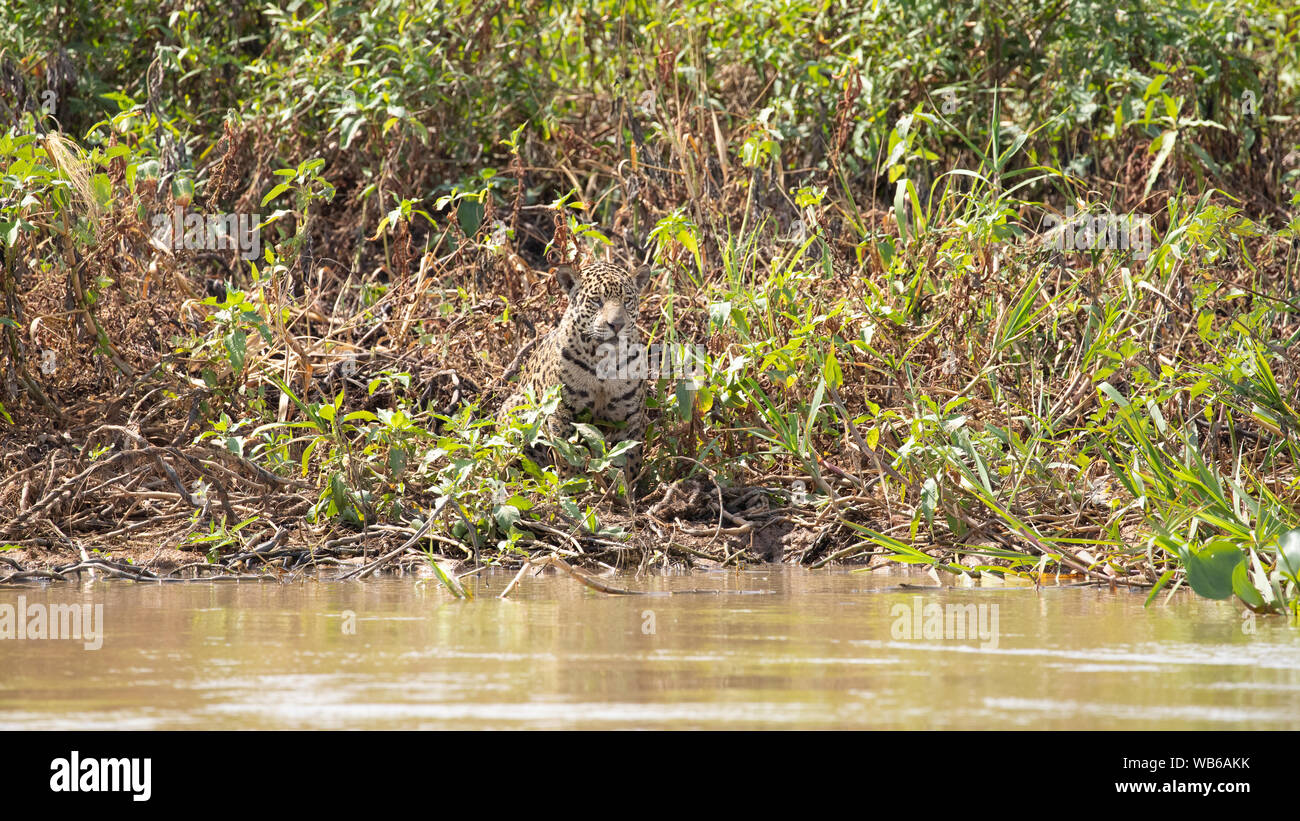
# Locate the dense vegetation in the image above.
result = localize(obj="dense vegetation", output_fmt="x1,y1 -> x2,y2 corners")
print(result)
1,0 -> 1298,612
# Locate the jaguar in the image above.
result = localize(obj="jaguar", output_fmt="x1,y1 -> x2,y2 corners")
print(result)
498,261 -> 652,495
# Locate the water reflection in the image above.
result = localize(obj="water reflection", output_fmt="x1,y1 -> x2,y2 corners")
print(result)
1,568 -> 1297,729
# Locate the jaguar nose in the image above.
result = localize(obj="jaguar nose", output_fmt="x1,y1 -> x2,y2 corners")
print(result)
607,317 -> 625,335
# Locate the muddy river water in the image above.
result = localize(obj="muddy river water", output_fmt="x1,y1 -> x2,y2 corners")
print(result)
1,567 -> 1297,729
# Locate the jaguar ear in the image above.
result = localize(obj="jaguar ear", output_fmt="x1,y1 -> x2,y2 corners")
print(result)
632,264 -> 653,292
554,265 -> 579,295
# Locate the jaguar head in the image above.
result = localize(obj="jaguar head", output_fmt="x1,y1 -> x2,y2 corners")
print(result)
556,262 -> 653,341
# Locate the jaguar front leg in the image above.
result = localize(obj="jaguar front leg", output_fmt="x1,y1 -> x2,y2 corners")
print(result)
540,400 -> 579,479
612,411 -> 646,501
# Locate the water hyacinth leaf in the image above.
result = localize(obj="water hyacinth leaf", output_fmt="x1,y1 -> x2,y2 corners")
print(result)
1181,539 -> 1242,600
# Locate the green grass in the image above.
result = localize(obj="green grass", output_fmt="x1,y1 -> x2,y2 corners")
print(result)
0,0 -> 1297,613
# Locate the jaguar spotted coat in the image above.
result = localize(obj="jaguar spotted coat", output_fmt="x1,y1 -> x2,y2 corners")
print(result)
499,261 -> 652,492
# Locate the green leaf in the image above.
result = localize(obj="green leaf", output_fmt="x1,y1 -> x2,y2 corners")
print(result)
426,554 -> 467,599
696,384 -> 714,414
822,349 -> 843,390
301,436 -> 320,476
329,473 -> 350,514
504,494 -> 533,511
260,182 -> 292,207
224,328 -> 247,373
387,447 -> 407,477
1145,569 -> 1176,607
1098,381 -> 1130,408
340,117 -> 365,149
1181,539 -> 1242,600
1144,129 -> 1177,196
571,423 -> 605,451
1231,558 -> 1266,609
920,476 -> 938,526
493,504 -> 521,533
894,178 -> 910,242
1276,528 -> 1300,584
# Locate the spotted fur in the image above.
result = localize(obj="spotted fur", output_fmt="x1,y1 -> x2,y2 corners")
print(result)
499,261 -> 652,493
